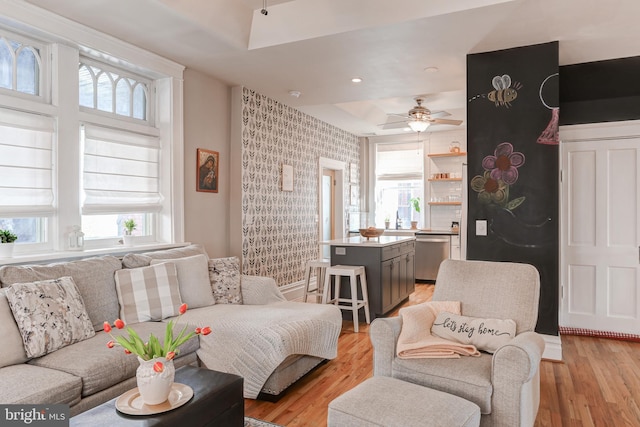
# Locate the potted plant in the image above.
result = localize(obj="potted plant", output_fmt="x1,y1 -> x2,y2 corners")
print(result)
123,219 -> 136,247
384,214 -> 391,230
409,197 -> 421,230
0,229 -> 18,258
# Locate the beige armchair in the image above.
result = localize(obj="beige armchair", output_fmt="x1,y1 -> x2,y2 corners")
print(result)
370,259 -> 544,427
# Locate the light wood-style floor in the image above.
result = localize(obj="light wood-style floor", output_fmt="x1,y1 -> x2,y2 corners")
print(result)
244,284 -> 640,426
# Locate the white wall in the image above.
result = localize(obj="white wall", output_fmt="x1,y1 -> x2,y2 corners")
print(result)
183,69 -> 231,257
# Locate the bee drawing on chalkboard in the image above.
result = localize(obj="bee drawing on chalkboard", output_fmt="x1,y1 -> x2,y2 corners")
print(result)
469,74 -> 523,108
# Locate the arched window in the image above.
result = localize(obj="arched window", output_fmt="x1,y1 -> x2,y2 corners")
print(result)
0,36 -> 42,96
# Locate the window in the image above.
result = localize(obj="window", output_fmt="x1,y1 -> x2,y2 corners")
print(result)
0,15 -> 184,258
79,60 -> 150,121
374,142 -> 423,228
0,34 -> 43,97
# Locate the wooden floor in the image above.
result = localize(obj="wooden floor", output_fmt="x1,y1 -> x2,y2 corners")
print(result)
244,284 -> 640,426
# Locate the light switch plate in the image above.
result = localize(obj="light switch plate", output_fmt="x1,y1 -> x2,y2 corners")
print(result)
476,220 -> 487,236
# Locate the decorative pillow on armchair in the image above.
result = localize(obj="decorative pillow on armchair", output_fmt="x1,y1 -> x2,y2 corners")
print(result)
5,276 -> 95,359
431,312 -> 516,353
208,257 -> 243,304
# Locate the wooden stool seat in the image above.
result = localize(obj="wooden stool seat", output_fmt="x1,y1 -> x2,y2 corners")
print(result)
323,265 -> 370,332
302,259 -> 330,303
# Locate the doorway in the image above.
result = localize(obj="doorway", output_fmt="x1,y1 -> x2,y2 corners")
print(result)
319,157 -> 346,259
561,122 -> 640,336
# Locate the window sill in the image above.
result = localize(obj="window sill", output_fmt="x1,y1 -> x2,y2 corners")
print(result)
0,242 -> 191,266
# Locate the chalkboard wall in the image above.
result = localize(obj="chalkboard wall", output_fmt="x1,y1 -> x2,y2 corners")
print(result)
466,42 -> 559,336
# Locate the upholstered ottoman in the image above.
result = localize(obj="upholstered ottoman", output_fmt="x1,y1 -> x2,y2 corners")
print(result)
328,376 -> 481,427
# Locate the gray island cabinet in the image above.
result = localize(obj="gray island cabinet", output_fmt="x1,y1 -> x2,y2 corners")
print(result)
325,236 -> 415,320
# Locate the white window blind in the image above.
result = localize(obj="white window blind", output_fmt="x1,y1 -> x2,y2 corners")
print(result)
376,142 -> 423,180
0,108 -> 54,215
82,124 -> 161,214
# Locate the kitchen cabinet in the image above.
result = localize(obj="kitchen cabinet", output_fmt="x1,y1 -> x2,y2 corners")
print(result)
327,236 -> 415,320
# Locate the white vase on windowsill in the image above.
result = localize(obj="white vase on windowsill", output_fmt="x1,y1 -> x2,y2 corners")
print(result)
0,243 -> 14,258
123,235 -> 135,247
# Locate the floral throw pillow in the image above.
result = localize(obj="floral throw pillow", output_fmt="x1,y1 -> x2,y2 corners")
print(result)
208,257 -> 243,304
5,276 -> 95,359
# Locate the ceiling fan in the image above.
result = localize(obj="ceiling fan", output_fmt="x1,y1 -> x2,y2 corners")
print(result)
381,98 -> 463,132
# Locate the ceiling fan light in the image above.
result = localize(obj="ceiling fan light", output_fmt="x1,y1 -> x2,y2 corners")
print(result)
408,120 -> 429,132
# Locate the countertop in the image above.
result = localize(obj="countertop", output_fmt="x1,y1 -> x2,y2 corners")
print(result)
349,229 -> 458,236
322,235 -> 415,248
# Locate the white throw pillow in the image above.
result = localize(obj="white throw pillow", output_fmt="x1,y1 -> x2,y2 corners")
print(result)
151,254 -> 214,309
431,312 -> 516,353
208,257 -> 243,304
115,263 -> 183,324
5,276 -> 95,359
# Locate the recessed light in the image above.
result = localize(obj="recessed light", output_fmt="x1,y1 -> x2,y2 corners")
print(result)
288,90 -> 301,98
351,77 -> 363,83
424,67 -> 439,73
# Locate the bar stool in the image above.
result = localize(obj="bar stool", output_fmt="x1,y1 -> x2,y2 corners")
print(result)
302,259 -> 330,303
323,265 -> 370,332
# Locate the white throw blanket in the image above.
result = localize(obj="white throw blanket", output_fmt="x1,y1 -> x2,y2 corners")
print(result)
175,301 -> 342,398
397,301 -> 480,359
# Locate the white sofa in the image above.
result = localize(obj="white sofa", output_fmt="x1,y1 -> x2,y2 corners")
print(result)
0,244 -> 341,415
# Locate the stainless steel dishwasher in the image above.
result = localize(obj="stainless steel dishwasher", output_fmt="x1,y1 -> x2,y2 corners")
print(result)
414,232 -> 450,282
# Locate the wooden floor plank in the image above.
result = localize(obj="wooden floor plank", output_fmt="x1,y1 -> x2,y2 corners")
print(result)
244,284 -> 640,426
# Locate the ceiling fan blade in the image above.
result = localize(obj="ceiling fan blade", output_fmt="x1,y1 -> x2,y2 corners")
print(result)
387,113 -> 410,119
431,118 -> 463,126
429,110 -> 451,119
378,121 -> 410,130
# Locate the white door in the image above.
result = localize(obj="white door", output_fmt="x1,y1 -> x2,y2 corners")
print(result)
561,123 -> 640,335
321,169 -> 335,259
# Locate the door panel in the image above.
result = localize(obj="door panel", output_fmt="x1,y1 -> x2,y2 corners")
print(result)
562,136 -> 640,335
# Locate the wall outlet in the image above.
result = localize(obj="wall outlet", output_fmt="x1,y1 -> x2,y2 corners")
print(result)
476,220 -> 487,236
335,247 -> 346,255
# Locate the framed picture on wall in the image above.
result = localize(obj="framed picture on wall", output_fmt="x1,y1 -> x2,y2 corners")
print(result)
282,164 -> 293,191
196,148 -> 219,193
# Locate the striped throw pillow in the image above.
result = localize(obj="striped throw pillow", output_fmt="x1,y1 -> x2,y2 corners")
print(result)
115,263 -> 183,324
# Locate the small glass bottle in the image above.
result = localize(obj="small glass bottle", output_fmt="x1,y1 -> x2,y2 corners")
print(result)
68,225 -> 85,251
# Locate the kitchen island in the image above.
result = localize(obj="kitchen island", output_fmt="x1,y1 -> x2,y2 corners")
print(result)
323,236 -> 415,320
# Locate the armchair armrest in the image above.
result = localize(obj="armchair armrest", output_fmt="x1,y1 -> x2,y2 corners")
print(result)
369,317 -> 403,377
240,275 -> 286,305
491,331 -> 545,427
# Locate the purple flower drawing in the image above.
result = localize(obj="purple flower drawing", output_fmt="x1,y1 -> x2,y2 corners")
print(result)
481,142 -> 525,185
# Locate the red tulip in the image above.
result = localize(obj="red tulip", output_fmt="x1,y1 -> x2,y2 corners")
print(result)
195,327 -> 202,335
124,349 -> 131,354
107,340 -> 115,348
153,361 -> 164,373
103,322 -> 112,333
166,351 -> 176,361
179,303 -> 188,315
201,326 -> 211,336
114,319 -> 125,329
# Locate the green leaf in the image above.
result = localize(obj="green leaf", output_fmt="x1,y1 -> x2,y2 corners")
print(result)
506,196 -> 526,211
164,320 -> 174,354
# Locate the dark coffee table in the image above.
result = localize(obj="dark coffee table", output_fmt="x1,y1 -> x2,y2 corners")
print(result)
71,366 -> 243,426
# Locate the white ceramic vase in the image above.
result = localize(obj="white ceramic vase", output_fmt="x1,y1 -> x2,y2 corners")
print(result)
136,357 -> 175,405
0,243 -> 14,258
123,235 -> 135,247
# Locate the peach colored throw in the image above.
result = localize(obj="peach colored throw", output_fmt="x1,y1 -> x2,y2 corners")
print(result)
397,301 -> 480,359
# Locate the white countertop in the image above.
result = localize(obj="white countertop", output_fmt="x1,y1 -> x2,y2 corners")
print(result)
322,235 -> 415,247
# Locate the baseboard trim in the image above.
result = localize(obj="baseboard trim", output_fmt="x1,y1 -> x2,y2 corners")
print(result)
541,334 -> 562,361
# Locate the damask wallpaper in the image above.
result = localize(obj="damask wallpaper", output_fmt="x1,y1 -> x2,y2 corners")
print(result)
240,88 -> 360,286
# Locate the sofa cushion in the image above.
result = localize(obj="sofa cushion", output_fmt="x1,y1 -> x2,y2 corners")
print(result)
5,277 -> 95,358
122,244 -> 208,268
431,312 -> 517,353
29,323 -> 199,397
0,364 -> 82,406
0,289 -> 28,367
208,257 -> 243,304
151,254 -> 214,309
392,353 -> 494,414
0,255 -> 122,331
115,263 -> 183,324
